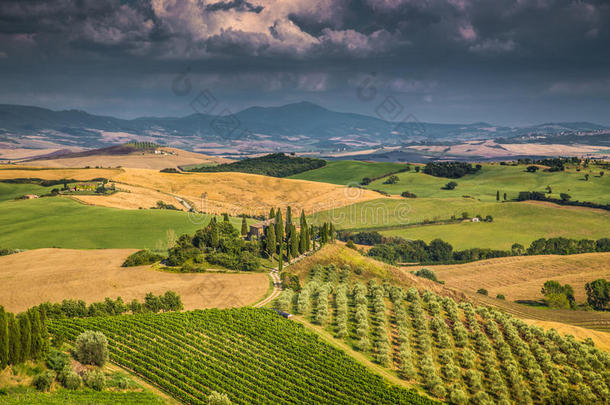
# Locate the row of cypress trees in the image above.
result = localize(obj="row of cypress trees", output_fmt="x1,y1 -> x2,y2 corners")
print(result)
0,305 -> 49,369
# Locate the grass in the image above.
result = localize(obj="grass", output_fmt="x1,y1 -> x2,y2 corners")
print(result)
311,198 -> 610,250
288,160 -> 406,185
0,182 -> 57,202
366,163 -> 610,203
0,197 -> 247,249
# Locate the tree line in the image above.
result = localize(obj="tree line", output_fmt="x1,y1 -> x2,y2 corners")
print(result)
362,234 -> 610,265
516,191 -> 610,211
422,162 -> 482,179
540,279 -> 610,311
185,153 -> 326,177
0,305 -> 49,370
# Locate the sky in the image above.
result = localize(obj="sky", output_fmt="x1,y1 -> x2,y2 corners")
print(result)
1,0 -> 609,126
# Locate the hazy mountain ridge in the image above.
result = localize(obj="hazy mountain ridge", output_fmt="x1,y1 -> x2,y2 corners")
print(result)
0,103 -> 608,152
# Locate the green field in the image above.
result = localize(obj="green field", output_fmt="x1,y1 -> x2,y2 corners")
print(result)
311,198 -> 610,249
0,389 -> 167,404
0,197 -> 250,250
288,160 -> 406,185
50,308 -> 434,405
0,182 -> 57,202
366,164 -> 610,203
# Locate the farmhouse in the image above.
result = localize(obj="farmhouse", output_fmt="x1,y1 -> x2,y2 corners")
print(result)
22,194 -> 39,199
248,218 -> 275,239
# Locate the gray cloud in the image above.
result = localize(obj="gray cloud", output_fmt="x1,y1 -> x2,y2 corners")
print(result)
0,0 -> 609,125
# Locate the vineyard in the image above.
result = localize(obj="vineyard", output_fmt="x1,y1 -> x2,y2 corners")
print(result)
274,264 -> 610,404
48,308 -> 435,405
0,390 -> 167,404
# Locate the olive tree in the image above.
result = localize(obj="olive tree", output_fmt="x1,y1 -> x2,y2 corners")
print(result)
75,330 -> 108,366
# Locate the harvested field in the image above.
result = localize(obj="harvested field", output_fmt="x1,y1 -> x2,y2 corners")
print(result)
422,252 -> 610,301
0,166 -> 121,180
112,168 -> 382,215
72,183 -> 186,211
0,249 -> 269,313
523,319 -> 610,352
29,147 -> 229,169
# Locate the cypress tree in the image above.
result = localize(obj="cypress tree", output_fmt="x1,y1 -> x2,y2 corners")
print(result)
329,223 -> 335,242
299,226 -> 307,254
18,313 -> 31,363
0,306 -> 8,369
265,225 -> 276,257
223,213 -> 230,222
8,313 -> 20,365
278,240 -> 284,272
320,223 -> 329,245
310,225 -> 316,250
29,308 -> 44,360
39,307 -> 50,358
269,207 -> 275,220
241,215 -> 248,237
496,190 -> 500,201
503,192 -> 507,201
275,210 -> 284,244
285,206 -> 292,233
290,224 -> 299,258
209,219 -> 219,249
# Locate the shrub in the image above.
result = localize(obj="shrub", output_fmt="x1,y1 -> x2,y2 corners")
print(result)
413,268 -> 444,284
496,294 -> 505,300
208,391 -> 232,405
46,349 -> 70,372
75,331 -> 109,366
476,288 -> 488,295
62,369 -> 82,390
401,191 -> 417,198
122,250 -> 163,267
83,369 -> 106,391
33,370 -> 56,391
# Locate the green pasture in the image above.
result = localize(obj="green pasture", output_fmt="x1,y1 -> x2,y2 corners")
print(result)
0,182 -> 57,202
0,197 -> 251,250
288,160 -> 406,185
366,164 -> 610,203
310,197 -> 610,250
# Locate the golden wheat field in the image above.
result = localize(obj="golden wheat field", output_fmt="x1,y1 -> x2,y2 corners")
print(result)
0,249 -> 269,312
523,319 -> 610,352
72,183 -> 186,211
422,252 -> 610,302
28,147 -> 230,169
111,168 -> 382,215
0,166 -> 122,180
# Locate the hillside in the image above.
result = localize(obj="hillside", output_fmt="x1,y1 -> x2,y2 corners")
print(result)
0,248 -> 268,312
423,252 -> 610,302
50,308 -> 435,405
185,153 -> 326,177
288,160 -> 407,185
24,144 -> 229,169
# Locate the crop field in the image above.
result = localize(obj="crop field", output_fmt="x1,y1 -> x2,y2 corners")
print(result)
0,390 -> 167,404
365,164 -> 610,204
72,183 -> 186,211
275,264 -> 610,403
0,248 -> 268,312
112,168 -> 381,215
288,160 -> 407,185
424,252 -> 610,302
0,197 -> 247,249
311,198 -> 610,249
0,166 -> 122,180
50,308 -> 435,405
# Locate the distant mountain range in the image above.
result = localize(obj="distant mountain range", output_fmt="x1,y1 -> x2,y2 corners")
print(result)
0,102 -> 608,153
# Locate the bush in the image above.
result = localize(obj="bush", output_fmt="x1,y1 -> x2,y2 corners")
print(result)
122,250 -> 163,267
62,369 -> 82,390
401,191 -> 417,198
75,331 -> 109,366
496,294 -> 505,300
33,371 -> 56,392
83,370 -> 106,391
208,391 -> 232,405
477,288 -> 488,295
414,268 -> 443,284
46,349 -> 70,372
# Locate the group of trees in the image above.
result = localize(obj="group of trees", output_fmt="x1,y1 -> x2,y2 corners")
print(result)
0,305 -> 49,369
34,291 -> 183,319
263,206 -> 334,269
527,237 -> 610,255
517,191 -> 610,211
423,162 -> 481,179
186,153 -> 326,177
585,279 -> 610,310
540,279 -> 610,311
168,216 -> 261,271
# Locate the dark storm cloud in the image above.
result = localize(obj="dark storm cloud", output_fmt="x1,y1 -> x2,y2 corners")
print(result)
0,0 -> 609,124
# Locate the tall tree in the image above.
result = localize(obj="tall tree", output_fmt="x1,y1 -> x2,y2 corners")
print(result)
329,223 -> 335,242
275,209 -> 284,245
496,190 -> 500,201
278,240 -> 284,272
0,306 -> 8,369
265,224 -> 276,257
209,219 -> 219,250
241,215 -> 248,237
320,223 -> 329,245
310,225 -> 316,250
29,308 -> 44,360
285,206 -> 293,234
503,192 -> 507,201
8,313 -> 20,365
223,213 -> 230,222
268,207 -> 275,220
290,224 -> 299,259
299,226 -> 307,255
18,313 -> 31,363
